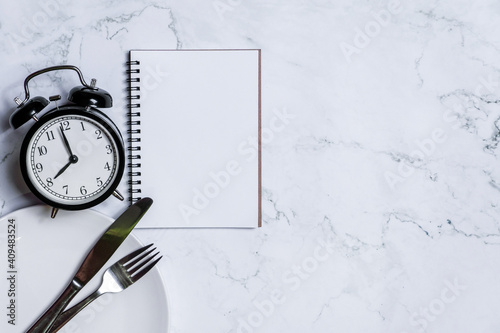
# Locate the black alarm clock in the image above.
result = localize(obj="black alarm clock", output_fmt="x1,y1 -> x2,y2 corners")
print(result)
9,65 -> 125,218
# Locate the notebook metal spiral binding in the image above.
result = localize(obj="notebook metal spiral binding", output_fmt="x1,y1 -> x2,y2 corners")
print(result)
126,60 -> 142,203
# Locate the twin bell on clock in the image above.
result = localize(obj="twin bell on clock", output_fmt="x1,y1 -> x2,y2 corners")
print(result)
9,65 -> 126,218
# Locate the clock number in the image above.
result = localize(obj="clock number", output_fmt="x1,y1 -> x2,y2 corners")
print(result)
46,130 -> 55,141
104,162 -> 111,171
35,163 -> 43,173
46,178 -> 53,187
96,177 -> 103,187
62,121 -> 71,131
95,129 -> 102,140
105,145 -> 113,154
80,186 -> 87,195
38,146 -> 48,156
63,185 -> 68,195
80,122 -> 86,131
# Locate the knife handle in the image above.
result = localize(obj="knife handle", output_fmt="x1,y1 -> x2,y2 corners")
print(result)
25,279 -> 81,333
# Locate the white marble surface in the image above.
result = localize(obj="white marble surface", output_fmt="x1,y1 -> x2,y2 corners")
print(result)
1,0 -> 500,332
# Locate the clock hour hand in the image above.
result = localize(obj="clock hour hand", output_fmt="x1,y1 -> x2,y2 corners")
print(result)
54,161 -> 71,179
60,124 -> 74,156
54,155 -> 78,179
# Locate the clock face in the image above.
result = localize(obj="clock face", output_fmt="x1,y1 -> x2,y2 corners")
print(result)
20,108 -> 125,209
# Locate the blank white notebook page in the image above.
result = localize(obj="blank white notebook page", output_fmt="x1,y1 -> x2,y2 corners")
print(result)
129,49 -> 261,228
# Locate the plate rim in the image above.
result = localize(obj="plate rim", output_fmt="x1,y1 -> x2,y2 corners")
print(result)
0,204 -> 169,333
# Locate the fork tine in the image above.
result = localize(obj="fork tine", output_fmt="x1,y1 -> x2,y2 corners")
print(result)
130,255 -> 163,282
128,251 -> 160,275
124,247 -> 156,269
118,243 -> 154,265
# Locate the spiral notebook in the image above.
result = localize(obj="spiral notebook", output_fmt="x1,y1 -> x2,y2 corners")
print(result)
127,49 -> 261,228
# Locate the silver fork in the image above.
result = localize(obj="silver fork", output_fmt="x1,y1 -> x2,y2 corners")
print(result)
48,243 -> 162,333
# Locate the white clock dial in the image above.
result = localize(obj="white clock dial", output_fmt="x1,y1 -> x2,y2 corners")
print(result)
24,114 -> 121,206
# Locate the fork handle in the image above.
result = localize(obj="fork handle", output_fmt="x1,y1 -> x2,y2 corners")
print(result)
25,280 -> 81,333
48,289 -> 103,333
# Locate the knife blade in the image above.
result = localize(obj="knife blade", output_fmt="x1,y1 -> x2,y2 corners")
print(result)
25,197 -> 153,333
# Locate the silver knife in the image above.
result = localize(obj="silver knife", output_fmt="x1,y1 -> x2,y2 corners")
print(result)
25,197 -> 153,333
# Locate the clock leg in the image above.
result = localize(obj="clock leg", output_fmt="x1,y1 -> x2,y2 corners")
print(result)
51,207 -> 59,219
112,190 -> 124,201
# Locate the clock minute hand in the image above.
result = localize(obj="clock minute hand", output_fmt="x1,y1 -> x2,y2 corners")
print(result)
60,124 -> 74,156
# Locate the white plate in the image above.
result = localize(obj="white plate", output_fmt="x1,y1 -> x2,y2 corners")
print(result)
0,205 -> 168,333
